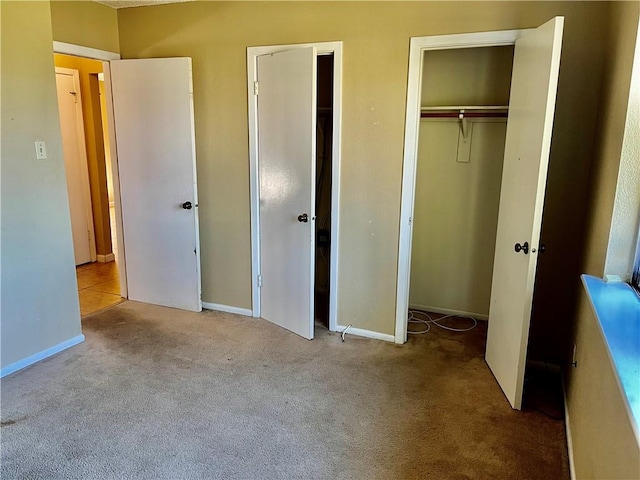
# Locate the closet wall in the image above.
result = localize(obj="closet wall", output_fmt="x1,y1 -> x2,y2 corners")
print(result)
409,46 -> 514,318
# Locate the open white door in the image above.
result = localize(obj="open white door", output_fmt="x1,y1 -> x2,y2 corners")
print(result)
485,17 -> 564,409
257,47 -> 317,339
55,68 -> 96,266
109,58 -> 201,312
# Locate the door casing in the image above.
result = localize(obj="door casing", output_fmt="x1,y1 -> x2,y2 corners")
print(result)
395,29 -> 533,344
247,42 -> 343,333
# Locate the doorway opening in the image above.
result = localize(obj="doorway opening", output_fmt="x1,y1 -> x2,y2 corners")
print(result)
314,54 -> 334,331
54,53 -> 122,316
396,20 -> 564,410
407,46 -> 514,333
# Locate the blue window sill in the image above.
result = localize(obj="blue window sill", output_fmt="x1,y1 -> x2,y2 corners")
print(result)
582,275 -> 640,438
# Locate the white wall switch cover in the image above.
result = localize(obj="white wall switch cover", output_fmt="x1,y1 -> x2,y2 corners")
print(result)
35,141 -> 47,159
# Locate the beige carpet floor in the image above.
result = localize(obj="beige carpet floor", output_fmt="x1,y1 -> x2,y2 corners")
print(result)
1,301 -> 569,479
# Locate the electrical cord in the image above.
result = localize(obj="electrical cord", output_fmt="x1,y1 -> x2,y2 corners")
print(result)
407,309 -> 478,335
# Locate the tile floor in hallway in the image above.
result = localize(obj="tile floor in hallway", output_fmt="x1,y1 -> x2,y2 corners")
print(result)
76,261 -> 123,316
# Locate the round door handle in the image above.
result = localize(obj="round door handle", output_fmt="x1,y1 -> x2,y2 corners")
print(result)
514,242 -> 529,254
182,201 -> 193,210
297,213 -> 309,223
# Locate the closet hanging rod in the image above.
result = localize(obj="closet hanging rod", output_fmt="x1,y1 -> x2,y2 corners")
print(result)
420,105 -> 509,111
421,111 -> 508,118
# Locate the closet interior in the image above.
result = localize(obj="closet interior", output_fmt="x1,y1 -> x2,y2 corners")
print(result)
408,46 -> 515,324
314,54 -> 334,330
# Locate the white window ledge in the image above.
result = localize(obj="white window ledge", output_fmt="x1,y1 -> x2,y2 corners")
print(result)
582,274 -> 640,440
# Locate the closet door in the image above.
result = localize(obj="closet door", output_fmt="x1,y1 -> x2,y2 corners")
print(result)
485,17 -> 564,410
257,47 -> 317,340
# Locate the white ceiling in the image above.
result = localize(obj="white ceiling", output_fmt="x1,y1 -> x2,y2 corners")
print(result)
92,0 -> 192,9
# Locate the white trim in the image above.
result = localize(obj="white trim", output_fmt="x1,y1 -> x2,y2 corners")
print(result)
185,58 -> 203,312
408,304 -> 489,321
96,253 -> 116,263
335,324 -> 395,343
247,41 -> 343,334
0,335 -> 85,378
202,302 -> 253,317
395,29 -> 530,344
563,377 -> 577,480
328,46 -> 343,334
53,41 -> 120,61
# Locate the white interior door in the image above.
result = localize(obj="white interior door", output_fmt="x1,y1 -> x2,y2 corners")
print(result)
485,17 -> 564,409
258,47 -> 317,339
55,68 -> 96,266
109,58 -> 201,312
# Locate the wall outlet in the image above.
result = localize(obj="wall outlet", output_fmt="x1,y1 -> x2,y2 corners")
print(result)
34,141 -> 47,160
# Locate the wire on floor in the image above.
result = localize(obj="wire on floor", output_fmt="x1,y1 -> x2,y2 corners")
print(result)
407,309 -> 478,335
341,324 -> 352,342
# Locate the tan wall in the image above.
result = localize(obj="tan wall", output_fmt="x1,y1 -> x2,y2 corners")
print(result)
421,46 -> 514,107
564,285 -> 640,479
581,1 -> 640,278
116,1 -> 608,337
565,4 -> 640,479
50,0 -> 120,53
98,79 -> 114,204
603,12 -> 640,280
54,53 -> 112,257
410,120 -> 506,317
1,1 -> 82,368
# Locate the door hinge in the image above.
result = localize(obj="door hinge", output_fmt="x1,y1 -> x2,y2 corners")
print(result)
257,274 -> 263,287
254,81 -> 259,96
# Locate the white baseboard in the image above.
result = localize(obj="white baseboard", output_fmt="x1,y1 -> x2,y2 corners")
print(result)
0,334 -> 85,378
408,303 -> 488,321
335,324 -> 395,343
562,375 -> 577,480
96,253 -> 115,263
202,302 -> 252,317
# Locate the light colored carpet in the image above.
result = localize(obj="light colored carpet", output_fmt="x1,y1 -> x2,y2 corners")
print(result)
1,301 -> 569,479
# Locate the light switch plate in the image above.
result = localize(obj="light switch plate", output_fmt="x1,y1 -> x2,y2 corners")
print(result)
35,141 -> 47,160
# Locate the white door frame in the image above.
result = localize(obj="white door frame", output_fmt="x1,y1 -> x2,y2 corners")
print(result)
247,41 -> 343,333
55,66 -> 98,264
52,42 -> 128,298
395,29 -> 532,344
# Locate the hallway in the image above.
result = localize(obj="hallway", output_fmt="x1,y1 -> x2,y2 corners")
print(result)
76,261 -> 122,316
